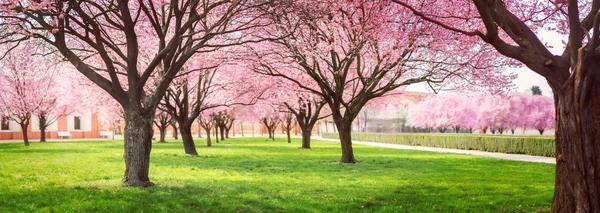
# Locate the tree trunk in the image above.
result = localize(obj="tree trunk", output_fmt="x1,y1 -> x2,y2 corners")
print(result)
20,123 -> 29,146
219,126 -> 225,140
172,125 -> 178,140
225,127 -> 230,138
271,129 -> 275,141
287,131 -> 291,144
549,58 -> 600,211
301,127 -> 311,149
122,109 -> 154,187
215,125 -> 219,143
267,127 -> 272,139
241,122 -> 244,137
197,125 -> 202,138
295,124 -> 298,136
180,124 -> 198,155
336,121 -> 356,163
538,129 -> 545,135
159,128 -> 166,143
205,129 -> 212,147
39,116 -> 47,142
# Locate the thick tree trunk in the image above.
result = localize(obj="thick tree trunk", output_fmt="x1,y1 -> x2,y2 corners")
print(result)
550,66 -> 600,212
159,128 -> 166,143
20,123 -> 29,146
122,110 -> 154,187
225,128 -> 230,138
301,128 -> 311,149
337,122 -> 356,163
39,116 -> 47,142
180,125 -> 198,155
332,115 -> 356,163
286,131 -> 291,143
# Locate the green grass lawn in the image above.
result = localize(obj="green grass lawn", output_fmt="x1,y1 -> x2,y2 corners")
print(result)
0,137 -> 555,212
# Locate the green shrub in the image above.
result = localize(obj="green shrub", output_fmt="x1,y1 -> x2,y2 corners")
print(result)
321,132 -> 555,157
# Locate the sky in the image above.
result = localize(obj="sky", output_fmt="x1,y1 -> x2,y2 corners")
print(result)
408,30 -> 563,97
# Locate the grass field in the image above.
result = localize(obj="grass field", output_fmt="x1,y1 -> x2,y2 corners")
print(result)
0,137 -> 555,212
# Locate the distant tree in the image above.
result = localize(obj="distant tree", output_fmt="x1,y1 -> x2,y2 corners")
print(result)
198,112 -> 217,147
153,111 -> 172,143
527,96 -> 555,135
530,86 -> 542,96
0,42 -> 63,146
284,96 -> 327,149
261,114 -> 280,141
280,112 -> 295,144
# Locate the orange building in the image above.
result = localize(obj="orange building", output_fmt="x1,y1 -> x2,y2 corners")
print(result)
0,110 -> 106,140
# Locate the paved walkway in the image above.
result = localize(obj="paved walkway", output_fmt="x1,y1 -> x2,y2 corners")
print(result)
316,137 -> 556,164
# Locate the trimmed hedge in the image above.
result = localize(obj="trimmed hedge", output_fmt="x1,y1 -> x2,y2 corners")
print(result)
321,132 -> 555,157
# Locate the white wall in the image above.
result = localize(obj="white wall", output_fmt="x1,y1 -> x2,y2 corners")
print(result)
30,115 -> 59,132
0,119 -> 20,132
67,110 -> 93,132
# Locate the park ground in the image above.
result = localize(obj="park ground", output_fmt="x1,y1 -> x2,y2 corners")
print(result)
0,137 -> 554,212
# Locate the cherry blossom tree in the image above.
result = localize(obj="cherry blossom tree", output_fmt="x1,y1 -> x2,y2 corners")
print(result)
406,94 -> 478,133
222,110 -> 236,139
198,110 -> 218,147
0,42 -> 62,145
392,0 -> 600,208
153,110 -> 172,143
527,95 -> 556,135
261,115 -> 280,141
0,0 -> 271,186
159,69 -> 218,155
284,94 -> 328,149
506,93 -> 529,134
252,0 -> 514,163
280,112 -> 294,144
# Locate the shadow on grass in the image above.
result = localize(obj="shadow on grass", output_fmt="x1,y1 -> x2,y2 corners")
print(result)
0,181 -> 326,213
0,176 -> 552,213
